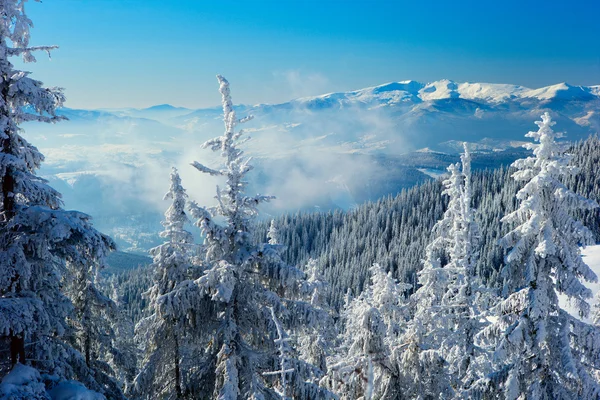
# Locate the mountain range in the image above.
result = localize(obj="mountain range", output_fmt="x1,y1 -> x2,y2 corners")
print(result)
20,80 -> 600,252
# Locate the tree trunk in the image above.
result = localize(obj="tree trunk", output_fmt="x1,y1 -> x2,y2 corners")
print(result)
1,75 -> 14,222
85,331 -> 91,367
174,334 -> 183,399
3,76 -> 21,368
10,334 -> 25,366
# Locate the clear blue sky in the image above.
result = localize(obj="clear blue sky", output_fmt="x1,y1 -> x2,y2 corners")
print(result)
18,0 -> 600,109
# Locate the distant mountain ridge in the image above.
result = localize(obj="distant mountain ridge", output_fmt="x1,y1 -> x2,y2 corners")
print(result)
286,80 -> 600,107
21,79 -> 600,252
61,80 -> 600,120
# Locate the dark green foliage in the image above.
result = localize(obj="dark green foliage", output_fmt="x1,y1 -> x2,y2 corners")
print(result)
101,265 -> 154,325
103,251 -> 152,275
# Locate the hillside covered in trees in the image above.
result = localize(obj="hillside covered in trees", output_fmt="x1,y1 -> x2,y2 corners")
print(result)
104,111 -> 600,399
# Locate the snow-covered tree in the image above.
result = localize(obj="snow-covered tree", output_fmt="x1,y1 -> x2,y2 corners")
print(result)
297,259 -> 335,382
476,112 -> 600,399
399,145 -> 489,398
439,144 -> 491,394
397,161 -> 460,399
330,263 -> 410,399
263,307 -> 294,400
399,163 -> 464,390
104,284 -> 138,393
267,219 -> 279,246
133,168 -> 200,400
189,75 -> 334,400
63,261 -> 127,399
410,162 -> 464,330
0,2 -> 117,397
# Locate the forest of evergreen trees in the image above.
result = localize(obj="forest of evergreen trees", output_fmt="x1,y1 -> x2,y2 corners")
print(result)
2,1 -> 600,399
103,116 -> 600,400
250,136 -> 600,309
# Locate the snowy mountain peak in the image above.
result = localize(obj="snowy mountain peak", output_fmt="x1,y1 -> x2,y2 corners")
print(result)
522,82 -> 596,101
419,79 -> 460,101
285,80 -> 599,109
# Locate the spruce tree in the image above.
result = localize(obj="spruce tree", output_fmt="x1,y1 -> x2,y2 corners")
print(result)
190,75 -> 334,400
0,1 -> 119,397
398,162 -> 462,399
476,113 -> 600,399
399,145 -> 490,398
331,263 -> 410,399
64,260 -> 127,399
133,168 -> 199,399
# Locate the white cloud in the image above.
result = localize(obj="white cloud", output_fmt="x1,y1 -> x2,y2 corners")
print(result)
270,69 -> 331,101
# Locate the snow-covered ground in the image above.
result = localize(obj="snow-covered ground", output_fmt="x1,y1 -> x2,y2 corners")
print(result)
416,168 -> 447,179
0,364 -> 104,400
559,244 -> 600,323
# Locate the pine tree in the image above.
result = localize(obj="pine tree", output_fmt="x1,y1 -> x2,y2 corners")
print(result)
297,259 -> 335,385
262,307 -> 294,400
398,145 -> 491,398
267,219 -> 279,246
0,1 -> 117,397
397,162 -> 464,399
133,168 -> 200,399
103,279 -> 138,393
64,261 -> 127,399
330,263 -> 410,399
411,162 -> 463,326
476,112 -> 600,399
189,75 -> 333,400
440,144 -> 491,394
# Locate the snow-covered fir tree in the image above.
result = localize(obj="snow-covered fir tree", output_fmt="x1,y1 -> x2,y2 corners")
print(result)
297,258 -> 335,384
476,112 -> 600,399
263,307 -> 295,400
398,163 -> 463,400
330,263 -> 410,399
439,144 -> 491,395
410,162 -> 464,327
63,261 -> 127,399
399,145 -> 490,398
189,75 -> 334,400
103,281 -> 138,393
267,219 -> 279,246
133,167 -> 201,400
0,1 -> 119,397
398,164 -> 464,399
269,223 -> 335,382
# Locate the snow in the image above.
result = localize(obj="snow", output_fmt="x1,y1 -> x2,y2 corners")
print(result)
0,364 -> 48,400
0,366 -> 104,400
290,80 -> 600,106
1,364 -> 41,386
419,79 -> 460,101
521,82 -> 595,101
457,82 -> 528,102
559,244 -> 600,323
417,168 -> 447,179
48,381 -> 105,400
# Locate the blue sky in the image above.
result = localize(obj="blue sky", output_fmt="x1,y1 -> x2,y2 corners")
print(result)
18,0 -> 600,109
